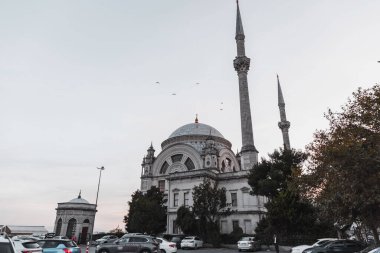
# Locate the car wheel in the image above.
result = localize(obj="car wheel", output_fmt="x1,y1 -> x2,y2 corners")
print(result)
140,250 -> 151,253
238,249 -> 242,252
160,250 -> 166,253
195,244 -> 198,250
99,250 -> 109,253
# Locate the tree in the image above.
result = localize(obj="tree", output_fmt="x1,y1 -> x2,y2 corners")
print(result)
249,148 -> 334,244
175,206 -> 198,235
248,148 -> 307,200
124,186 -> 167,235
303,84 -> 380,244
192,178 -> 233,247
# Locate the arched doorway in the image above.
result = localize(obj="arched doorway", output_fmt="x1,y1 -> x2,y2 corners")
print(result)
80,219 -> 90,244
56,218 -> 62,235
66,218 -> 77,238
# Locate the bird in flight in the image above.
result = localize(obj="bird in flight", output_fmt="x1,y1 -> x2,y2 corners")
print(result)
172,93 -> 176,96
155,81 -> 160,84
195,82 -> 200,85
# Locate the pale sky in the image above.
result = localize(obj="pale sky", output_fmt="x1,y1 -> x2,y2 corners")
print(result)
0,0 -> 379,232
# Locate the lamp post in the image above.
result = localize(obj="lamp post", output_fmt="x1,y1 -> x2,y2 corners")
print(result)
95,166 -> 105,207
91,166 -> 105,243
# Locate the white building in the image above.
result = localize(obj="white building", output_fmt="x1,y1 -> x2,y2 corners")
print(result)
136,1 -> 294,235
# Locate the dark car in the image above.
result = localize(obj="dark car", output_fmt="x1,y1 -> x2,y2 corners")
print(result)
95,235 -> 158,253
37,239 -> 81,253
303,240 -> 365,253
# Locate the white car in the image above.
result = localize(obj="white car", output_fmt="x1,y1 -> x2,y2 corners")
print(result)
180,236 -> 203,250
368,247 -> 380,253
155,237 -> 177,253
237,237 -> 261,251
291,238 -> 337,253
1,233 -> 18,253
12,237 -> 43,253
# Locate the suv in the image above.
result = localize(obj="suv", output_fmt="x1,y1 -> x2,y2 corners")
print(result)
96,235 -> 158,253
303,239 -> 365,253
0,233 -> 17,253
36,239 -> 81,253
95,235 -> 119,245
12,237 -> 42,253
237,236 -> 261,252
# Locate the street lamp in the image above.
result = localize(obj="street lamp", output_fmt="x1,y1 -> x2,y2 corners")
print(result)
91,166 -> 105,243
95,166 -> 105,207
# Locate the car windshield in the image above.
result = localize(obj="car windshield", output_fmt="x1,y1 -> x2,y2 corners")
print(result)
37,240 -> 77,248
240,237 -> 253,241
183,237 -> 194,240
22,242 -> 41,249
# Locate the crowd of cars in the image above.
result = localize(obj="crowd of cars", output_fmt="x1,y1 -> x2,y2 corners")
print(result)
291,238 -> 380,253
2,231 -> 379,253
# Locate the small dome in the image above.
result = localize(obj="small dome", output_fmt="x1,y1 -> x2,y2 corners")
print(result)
69,191 -> 90,204
169,123 -> 224,139
69,197 -> 90,204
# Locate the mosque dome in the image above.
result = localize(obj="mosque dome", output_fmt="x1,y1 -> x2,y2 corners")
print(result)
68,192 -> 90,204
169,123 -> 224,139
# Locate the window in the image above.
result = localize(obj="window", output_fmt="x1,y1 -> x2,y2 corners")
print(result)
173,193 -> 179,207
220,220 -> 228,234
158,180 -> 165,192
160,161 -> 169,174
244,220 -> 252,234
184,192 -> 189,207
171,154 -> 183,163
185,158 -> 195,170
231,192 -> 238,207
232,220 -> 240,230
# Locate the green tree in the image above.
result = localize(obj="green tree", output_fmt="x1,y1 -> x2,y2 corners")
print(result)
175,206 -> 198,235
248,148 -> 307,199
123,186 -> 167,235
249,149 -> 334,243
192,178 -> 233,247
303,84 -> 380,244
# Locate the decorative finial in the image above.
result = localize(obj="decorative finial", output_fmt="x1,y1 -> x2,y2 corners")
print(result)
195,114 -> 199,123
78,190 -> 82,199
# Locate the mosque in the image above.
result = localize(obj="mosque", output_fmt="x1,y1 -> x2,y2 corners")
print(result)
141,3 -> 290,234
139,2 -> 291,234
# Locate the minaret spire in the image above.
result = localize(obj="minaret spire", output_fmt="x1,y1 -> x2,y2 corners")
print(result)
233,1 -> 258,170
277,75 -> 291,150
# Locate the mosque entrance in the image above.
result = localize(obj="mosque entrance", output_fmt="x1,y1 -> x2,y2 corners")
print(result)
80,227 -> 88,244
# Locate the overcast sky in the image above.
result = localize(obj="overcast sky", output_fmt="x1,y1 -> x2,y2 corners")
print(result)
0,0 -> 379,232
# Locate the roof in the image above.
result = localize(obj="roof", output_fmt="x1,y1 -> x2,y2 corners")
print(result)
68,197 -> 90,204
3,226 -> 48,234
168,123 -> 224,139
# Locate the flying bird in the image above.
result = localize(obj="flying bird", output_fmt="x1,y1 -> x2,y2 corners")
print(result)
155,81 -> 160,84
195,82 -> 200,85
172,93 -> 176,96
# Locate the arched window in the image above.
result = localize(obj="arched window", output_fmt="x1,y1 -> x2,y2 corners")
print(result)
160,161 -> 169,174
66,218 -> 77,238
56,218 -> 62,235
185,158 -> 195,170
83,219 -> 90,224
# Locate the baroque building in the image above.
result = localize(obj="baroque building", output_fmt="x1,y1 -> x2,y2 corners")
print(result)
139,2 -> 290,234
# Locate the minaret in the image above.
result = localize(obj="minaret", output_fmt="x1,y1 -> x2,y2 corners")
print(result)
233,1 -> 258,170
277,75 -> 291,150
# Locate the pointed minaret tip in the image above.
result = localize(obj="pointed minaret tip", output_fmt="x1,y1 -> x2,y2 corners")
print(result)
195,114 -> 199,124
78,190 -> 82,199
277,74 -> 285,105
236,0 -> 244,38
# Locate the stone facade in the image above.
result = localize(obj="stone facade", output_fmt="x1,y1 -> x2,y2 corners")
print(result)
138,2 -> 269,235
54,193 -> 96,244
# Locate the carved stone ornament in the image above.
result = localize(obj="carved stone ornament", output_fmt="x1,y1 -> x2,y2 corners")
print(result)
278,121 -> 290,129
234,56 -> 250,72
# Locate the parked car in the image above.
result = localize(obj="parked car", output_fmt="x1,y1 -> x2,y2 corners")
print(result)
180,236 -> 203,250
95,235 -> 119,245
367,247 -> 380,253
292,238 -> 337,253
36,239 -> 81,253
95,235 -> 158,253
237,236 -> 261,252
303,239 -> 365,253
155,237 -> 177,253
359,245 -> 380,253
0,232 -> 17,253
12,238 -> 42,253
162,235 -> 187,250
